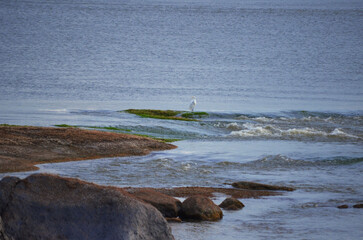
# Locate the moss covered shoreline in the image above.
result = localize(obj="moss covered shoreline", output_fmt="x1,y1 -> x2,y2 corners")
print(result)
124,109 -> 208,121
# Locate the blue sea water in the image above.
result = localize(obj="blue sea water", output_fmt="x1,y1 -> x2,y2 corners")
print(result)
0,0 -> 362,239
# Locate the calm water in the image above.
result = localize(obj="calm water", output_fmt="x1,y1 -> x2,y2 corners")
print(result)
1,0 -> 363,239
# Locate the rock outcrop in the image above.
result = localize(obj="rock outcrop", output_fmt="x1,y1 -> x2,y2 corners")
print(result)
0,174 -> 174,240
0,126 -> 176,173
353,204 -> 363,208
219,197 -> 245,210
179,195 -> 223,221
126,188 -> 182,218
232,181 -> 294,191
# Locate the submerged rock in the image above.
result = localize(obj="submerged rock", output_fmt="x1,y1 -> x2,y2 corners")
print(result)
126,188 -> 182,218
337,204 -> 349,209
219,197 -> 245,210
232,181 -> 294,191
0,173 -> 174,240
180,195 -> 223,221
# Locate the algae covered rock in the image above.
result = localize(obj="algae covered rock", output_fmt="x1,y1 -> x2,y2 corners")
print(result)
0,174 -> 174,240
180,195 -> 223,221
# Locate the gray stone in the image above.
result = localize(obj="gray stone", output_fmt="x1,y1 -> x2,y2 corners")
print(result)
0,174 -> 174,240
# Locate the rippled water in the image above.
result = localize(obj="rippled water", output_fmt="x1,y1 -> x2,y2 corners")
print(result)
1,0 -> 363,239
1,110 -> 362,239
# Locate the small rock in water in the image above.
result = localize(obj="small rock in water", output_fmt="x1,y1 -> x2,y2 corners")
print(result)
337,204 -> 349,209
126,188 -> 182,218
219,197 -> 245,210
180,195 -> 223,221
353,204 -> 363,208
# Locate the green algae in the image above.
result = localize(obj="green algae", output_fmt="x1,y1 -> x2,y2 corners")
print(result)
54,124 -> 131,132
87,126 -> 131,132
124,109 -> 207,121
54,124 -> 178,142
132,133 -> 181,143
54,124 -> 78,128
181,112 -> 209,118
0,124 -> 21,127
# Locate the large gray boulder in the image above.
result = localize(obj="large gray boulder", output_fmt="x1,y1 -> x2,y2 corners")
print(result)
0,174 -> 174,240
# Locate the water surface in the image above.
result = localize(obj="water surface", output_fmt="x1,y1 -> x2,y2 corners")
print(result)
1,0 -> 362,239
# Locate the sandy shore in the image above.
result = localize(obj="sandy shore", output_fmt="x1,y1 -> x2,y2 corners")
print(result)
0,126 -> 176,173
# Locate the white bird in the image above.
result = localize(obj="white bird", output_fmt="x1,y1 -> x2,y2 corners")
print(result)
189,96 -> 197,112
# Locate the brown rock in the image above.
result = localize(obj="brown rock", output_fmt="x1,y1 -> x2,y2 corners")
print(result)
337,204 -> 349,209
126,188 -> 182,218
0,174 -> 174,240
219,197 -> 245,210
232,181 -> 294,191
180,195 -> 223,221
149,186 -> 280,198
353,204 -> 363,208
0,126 -> 176,173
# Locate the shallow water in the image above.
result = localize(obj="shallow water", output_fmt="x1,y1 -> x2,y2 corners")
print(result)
1,110 -> 362,240
1,0 -> 363,239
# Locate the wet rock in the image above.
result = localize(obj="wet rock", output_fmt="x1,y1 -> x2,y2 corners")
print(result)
180,195 -> 223,221
0,216 -> 12,240
219,197 -> 245,210
337,204 -> 349,209
0,174 -> 174,240
232,181 -> 294,191
143,186 -> 280,198
126,188 -> 182,218
165,217 -> 182,223
0,177 -> 20,213
353,204 -> 363,208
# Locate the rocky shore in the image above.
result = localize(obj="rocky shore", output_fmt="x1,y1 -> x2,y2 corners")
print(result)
0,126 -> 176,173
0,174 -> 174,240
0,173 -> 294,239
0,125 -> 296,239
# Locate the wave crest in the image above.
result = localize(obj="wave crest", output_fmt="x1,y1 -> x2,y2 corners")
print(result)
229,123 -> 360,140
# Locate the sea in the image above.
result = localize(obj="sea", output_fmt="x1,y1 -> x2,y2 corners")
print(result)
0,0 -> 362,239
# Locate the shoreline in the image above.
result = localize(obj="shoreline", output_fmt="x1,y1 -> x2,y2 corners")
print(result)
0,125 -> 176,173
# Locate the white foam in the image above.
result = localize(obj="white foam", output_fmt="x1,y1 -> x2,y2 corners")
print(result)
283,127 -> 327,137
253,117 -> 275,123
229,123 -> 359,140
230,123 -> 274,137
329,128 -> 359,139
226,122 -> 241,130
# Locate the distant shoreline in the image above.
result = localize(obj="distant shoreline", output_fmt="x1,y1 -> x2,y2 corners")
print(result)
0,125 -> 176,173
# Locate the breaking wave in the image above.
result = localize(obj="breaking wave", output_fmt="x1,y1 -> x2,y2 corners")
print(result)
228,123 -> 361,140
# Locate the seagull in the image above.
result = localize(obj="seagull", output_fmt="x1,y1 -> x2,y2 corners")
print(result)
189,96 -> 197,112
